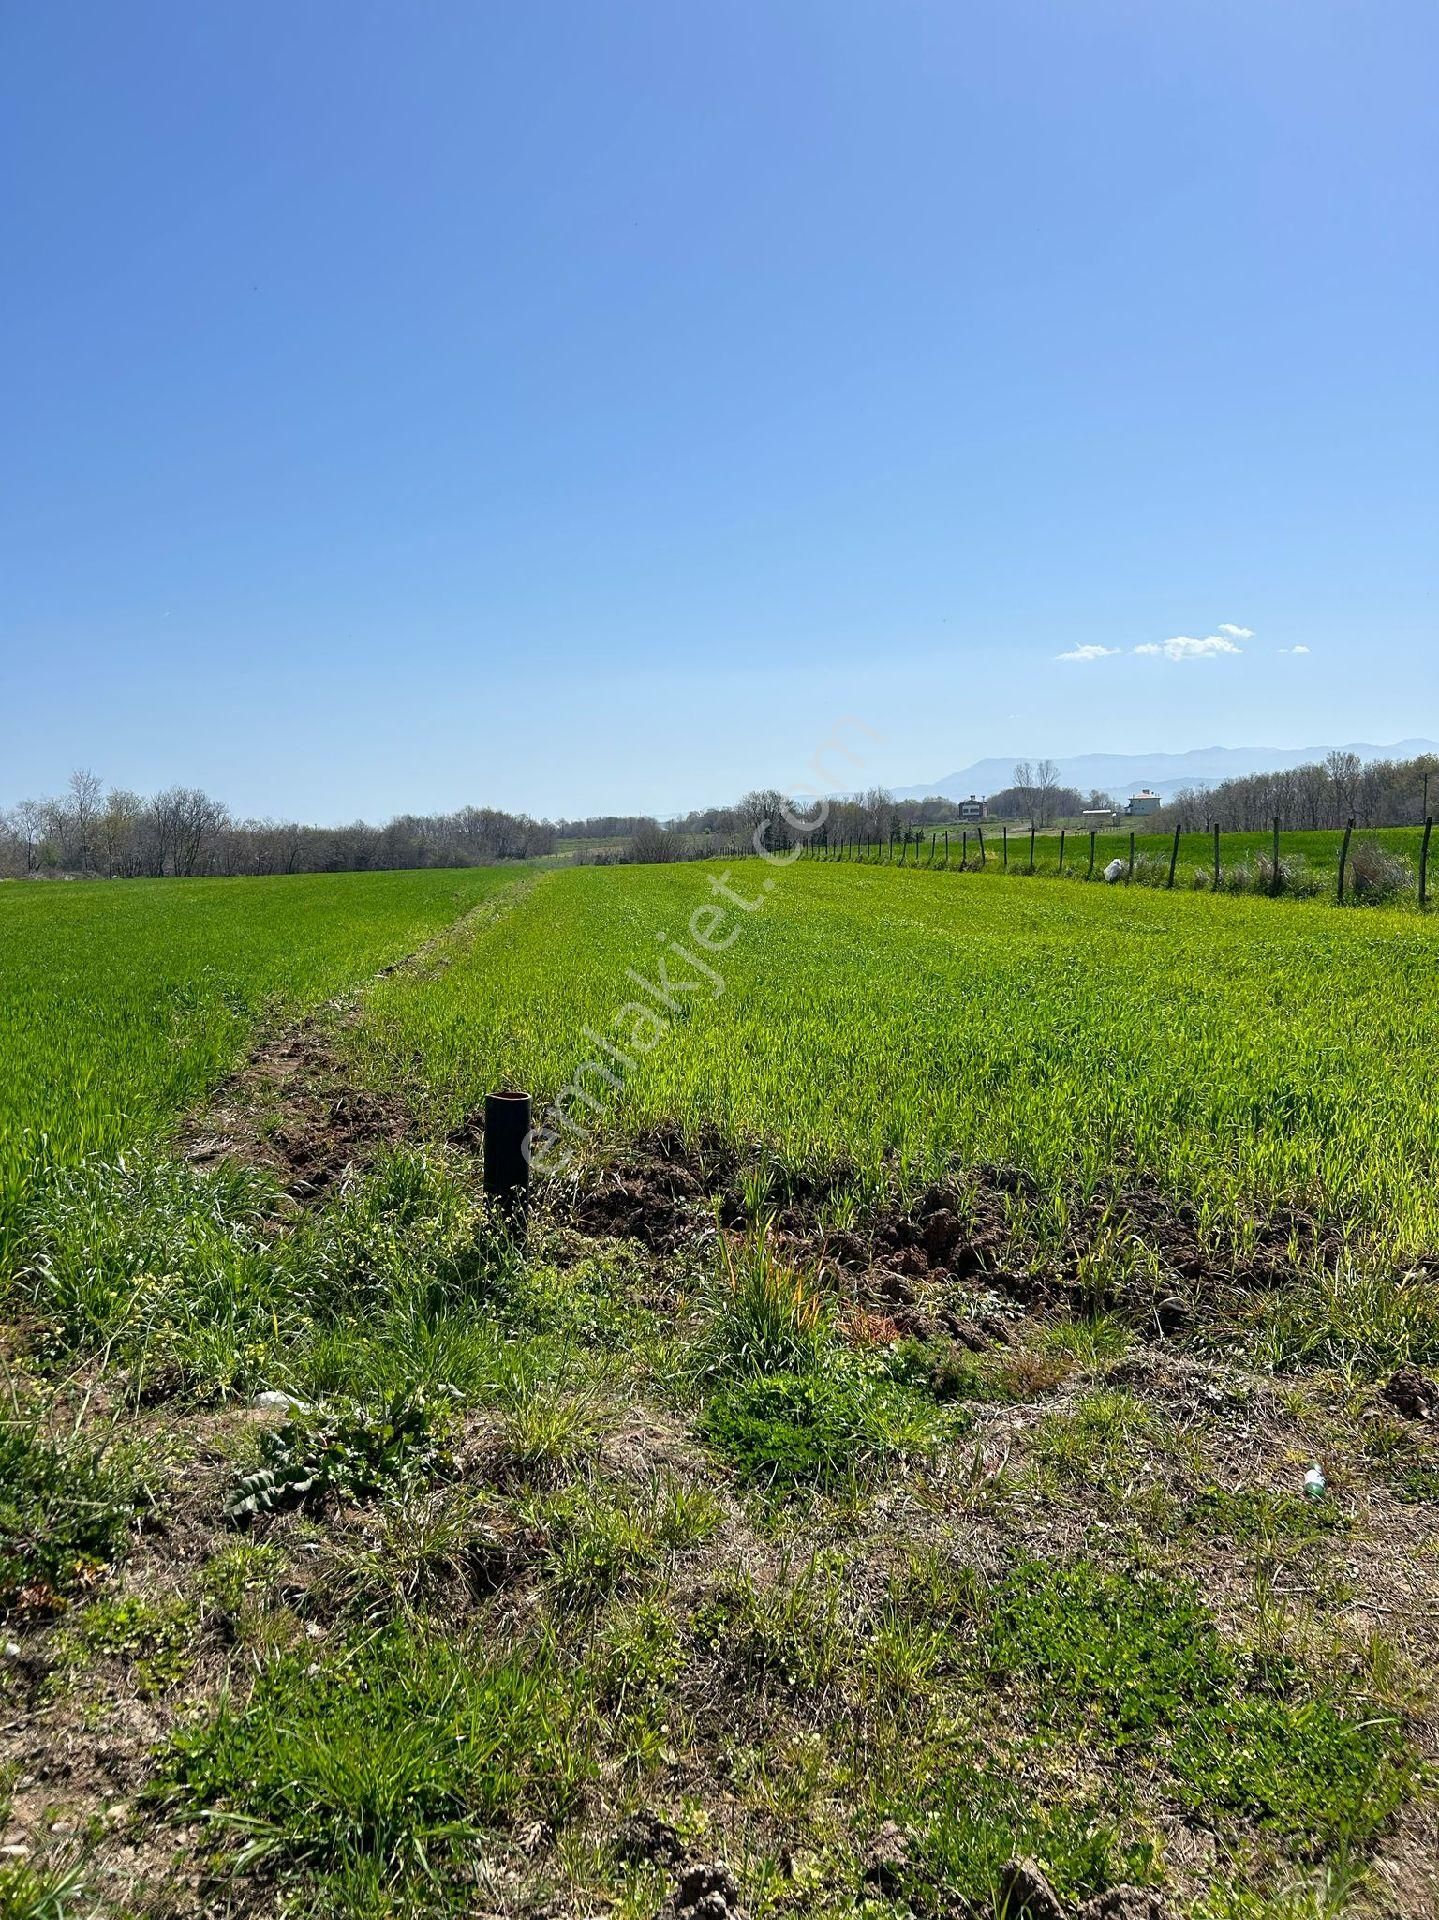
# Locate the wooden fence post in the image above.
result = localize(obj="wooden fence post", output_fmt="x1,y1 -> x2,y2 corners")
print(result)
977,826 -> 986,867
1212,822 -> 1221,891
930,831 -> 937,866
1128,829 -> 1135,881
1058,828 -> 1066,872
962,829 -> 968,867
1029,824 -> 1036,873
1167,823 -> 1181,889
1002,824 -> 1008,869
1337,816 -> 1355,903
1420,817 -> 1432,909
1272,816 -> 1281,897
1087,829 -> 1096,878
943,829 -> 949,867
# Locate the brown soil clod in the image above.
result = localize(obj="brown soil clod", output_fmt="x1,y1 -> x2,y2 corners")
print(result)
671,1861 -> 746,1920
1078,1890 -> 1174,1920
614,1808 -> 685,1867
1382,1364 -> 1439,1422
861,1819 -> 911,1895
996,1856 -> 1067,1920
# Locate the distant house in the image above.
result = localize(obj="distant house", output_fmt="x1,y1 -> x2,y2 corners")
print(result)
957,795 -> 987,822
1125,789 -> 1162,817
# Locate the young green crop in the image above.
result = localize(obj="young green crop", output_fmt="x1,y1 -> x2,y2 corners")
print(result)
0,867 -> 517,1267
354,860 -> 1439,1262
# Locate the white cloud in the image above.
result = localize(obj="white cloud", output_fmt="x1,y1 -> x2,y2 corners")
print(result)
1135,633 -> 1244,662
1057,643 -> 1122,662
1217,623 -> 1253,639
1279,644 -> 1311,655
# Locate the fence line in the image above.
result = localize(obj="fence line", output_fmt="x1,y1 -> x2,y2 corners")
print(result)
795,817 -> 1435,910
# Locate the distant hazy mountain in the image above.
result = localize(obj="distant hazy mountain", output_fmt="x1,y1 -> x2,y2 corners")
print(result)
892,741 -> 1439,805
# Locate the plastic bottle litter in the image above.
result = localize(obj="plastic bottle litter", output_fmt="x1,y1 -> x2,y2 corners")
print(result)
1103,858 -> 1126,884
1303,1462 -> 1327,1499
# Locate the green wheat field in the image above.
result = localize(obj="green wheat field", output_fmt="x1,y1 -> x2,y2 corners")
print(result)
3,861 -> 1439,1920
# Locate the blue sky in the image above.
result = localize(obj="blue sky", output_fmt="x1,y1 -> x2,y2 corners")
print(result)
2,1 -> 1434,821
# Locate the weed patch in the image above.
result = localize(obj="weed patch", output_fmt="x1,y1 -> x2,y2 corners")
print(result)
889,1770 -> 1156,1914
0,1417 -> 136,1617
225,1389 -> 454,1522
161,1622 -> 595,1890
49,1591 -> 197,1697
1187,1485 -> 1345,1547
700,1365 -> 947,1488
977,1559 -> 1412,1850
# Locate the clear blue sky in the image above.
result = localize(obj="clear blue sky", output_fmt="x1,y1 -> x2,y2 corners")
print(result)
2,1 -> 1434,821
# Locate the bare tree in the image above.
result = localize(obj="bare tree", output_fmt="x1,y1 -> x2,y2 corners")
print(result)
1324,750 -> 1361,829
625,819 -> 672,863
143,787 -> 230,876
1035,758 -> 1062,827
11,798 -> 43,873
1012,760 -> 1035,824
100,788 -> 142,877
67,769 -> 104,874
737,789 -> 797,853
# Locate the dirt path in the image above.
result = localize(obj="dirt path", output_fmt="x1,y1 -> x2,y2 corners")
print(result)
180,868 -> 540,1201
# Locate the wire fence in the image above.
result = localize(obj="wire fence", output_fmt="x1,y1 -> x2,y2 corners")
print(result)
798,815 -> 1436,910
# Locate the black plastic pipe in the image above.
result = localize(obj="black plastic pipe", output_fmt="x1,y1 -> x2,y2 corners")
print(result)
484,1090 -> 532,1227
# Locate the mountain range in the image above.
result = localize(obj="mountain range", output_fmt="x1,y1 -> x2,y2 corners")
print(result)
890,741 -> 1439,805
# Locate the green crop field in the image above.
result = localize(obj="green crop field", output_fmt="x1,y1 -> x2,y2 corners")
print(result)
4,863 -> 1439,1920
1125,823 -> 1426,881
821,823 -> 1431,902
356,860 -> 1439,1260
0,866 -> 516,1264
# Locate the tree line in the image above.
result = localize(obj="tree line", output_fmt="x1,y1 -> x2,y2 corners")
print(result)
1149,749 -> 1438,834
0,773 -> 556,878
8,748 -> 1432,881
